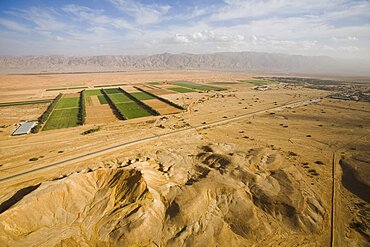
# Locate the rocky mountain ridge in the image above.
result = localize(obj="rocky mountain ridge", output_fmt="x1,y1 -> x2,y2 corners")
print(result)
0,52 -> 369,76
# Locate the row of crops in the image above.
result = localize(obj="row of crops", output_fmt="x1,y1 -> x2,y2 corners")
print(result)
31,81 -> 224,132
102,88 -> 158,119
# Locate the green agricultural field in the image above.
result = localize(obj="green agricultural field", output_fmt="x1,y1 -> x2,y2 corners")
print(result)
85,89 -> 103,96
42,108 -> 79,130
105,88 -> 122,94
97,95 -> 108,104
116,102 -> 152,119
173,82 -> 224,91
55,97 -> 80,109
168,87 -> 196,93
130,92 -> 155,100
148,82 -> 160,85
237,80 -> 276,85
0,99 -> 52,107
109,93 -> 132,103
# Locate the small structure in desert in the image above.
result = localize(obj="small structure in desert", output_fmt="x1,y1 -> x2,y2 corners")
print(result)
12,121 -> 38,136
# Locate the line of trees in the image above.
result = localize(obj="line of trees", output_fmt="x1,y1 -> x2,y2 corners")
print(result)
118,88 -> 160,116
134,86 -> 184,110
101,89 -> 126,120
31,93 -> 62,133
78,90 -> 86,125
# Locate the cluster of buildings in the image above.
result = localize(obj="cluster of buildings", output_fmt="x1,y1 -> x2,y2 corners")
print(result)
329,92 -> 370,102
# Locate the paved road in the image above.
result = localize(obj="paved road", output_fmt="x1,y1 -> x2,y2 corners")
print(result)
0,98 -> 320,184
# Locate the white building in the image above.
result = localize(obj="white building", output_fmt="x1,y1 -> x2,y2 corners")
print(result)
12,121 -> 38,136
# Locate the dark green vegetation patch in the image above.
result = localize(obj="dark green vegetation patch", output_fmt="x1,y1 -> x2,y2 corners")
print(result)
97,95 -> 108,104
0,99 -> 52,107
104,88 -> 122,94
237,80 -> 275,85
81,126 -> 101,135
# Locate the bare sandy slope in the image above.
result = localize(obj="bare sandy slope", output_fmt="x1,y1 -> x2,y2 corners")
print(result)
0,71 -> 369,246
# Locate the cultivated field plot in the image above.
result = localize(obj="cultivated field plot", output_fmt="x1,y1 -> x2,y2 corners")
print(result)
105,89 -> 153,119
144,99 -> 181,115
141,88 -> 176,95
42,94 -> 80,131
129,89 -> 182,115
85,89 -> 102,97
104,88 -> 122,94
108,93 -> 131,103
43,108 -> 79,131
130,92 -> 155,100
120,85 -> 141,93
85,90 -> 118,124
55,97 -> 79,109
115,102 -> 152,119
167,87 -> 196,93
172,81 -> 224,91
0,99 -> 52,107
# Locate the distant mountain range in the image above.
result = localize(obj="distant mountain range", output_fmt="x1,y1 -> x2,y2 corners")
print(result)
0,52 -> 369,76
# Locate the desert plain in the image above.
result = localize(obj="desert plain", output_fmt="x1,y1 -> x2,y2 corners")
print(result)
0,70 -> 369,246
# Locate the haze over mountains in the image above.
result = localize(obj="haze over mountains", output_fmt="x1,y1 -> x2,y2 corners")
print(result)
0,52 -> 369,76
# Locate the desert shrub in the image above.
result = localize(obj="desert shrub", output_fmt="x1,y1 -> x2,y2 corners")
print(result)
308,169 -> 319,176
81,126 -> 101,135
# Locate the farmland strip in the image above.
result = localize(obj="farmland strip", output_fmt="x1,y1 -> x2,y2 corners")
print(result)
101,89 -> 126,120
32,94 -> 62,133
118,88 -> 159,116
134,86 -> 184,110
0,99 -> 53,107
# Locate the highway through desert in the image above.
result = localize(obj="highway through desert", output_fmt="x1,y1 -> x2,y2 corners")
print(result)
0,97 -> 320,184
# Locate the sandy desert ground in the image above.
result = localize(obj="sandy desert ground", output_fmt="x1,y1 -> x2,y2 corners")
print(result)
0,70 -> 369,246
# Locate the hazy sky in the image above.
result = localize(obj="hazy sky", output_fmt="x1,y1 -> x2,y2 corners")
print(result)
0,0 -> 369,59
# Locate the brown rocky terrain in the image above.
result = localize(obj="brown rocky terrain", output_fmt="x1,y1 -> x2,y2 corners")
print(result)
0,71 -> 369,246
